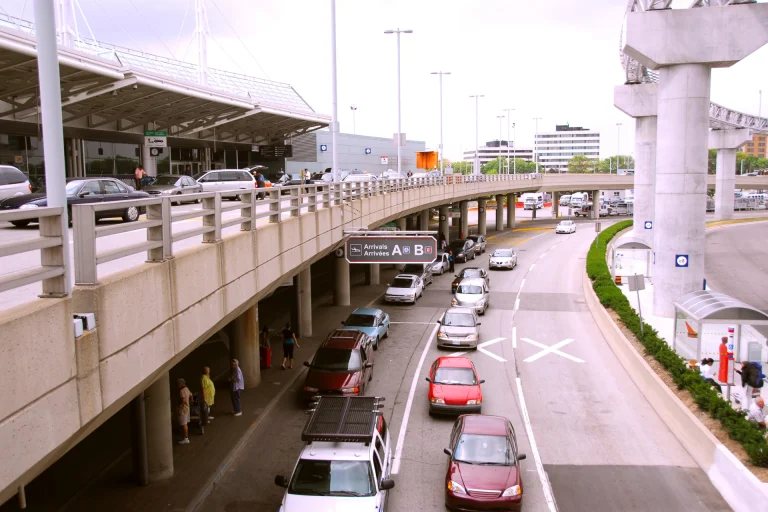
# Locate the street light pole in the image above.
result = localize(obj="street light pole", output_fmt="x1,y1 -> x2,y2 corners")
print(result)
470,95 -> 484,175
533,117 -> 542,173
350,105 -> 357,135
330,0 -> 340,181
496,115 -> 504,174
503,108 -> 514,174
616,122 -> 622,173
431,71 -> 451,175
512,123 -> 517,174
385,28 -> 413,177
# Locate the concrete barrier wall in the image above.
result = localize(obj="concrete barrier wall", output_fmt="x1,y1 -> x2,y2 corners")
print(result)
0,178 -> 541,500
582,271 -> 768,511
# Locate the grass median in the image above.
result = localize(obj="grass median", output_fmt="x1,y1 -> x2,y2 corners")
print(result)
586,220 -> 768,467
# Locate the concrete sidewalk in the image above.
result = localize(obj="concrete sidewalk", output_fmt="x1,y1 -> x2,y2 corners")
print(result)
55,268 -> 402,512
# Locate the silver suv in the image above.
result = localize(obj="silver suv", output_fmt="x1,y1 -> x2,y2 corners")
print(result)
0,166 -> 32,201
436,307 -> 481,349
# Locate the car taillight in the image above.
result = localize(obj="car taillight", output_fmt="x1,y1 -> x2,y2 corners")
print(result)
28,183 -> 32,192
254,182 -> 257,188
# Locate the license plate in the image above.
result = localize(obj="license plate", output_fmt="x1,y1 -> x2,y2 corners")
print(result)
452,340 -> 461,345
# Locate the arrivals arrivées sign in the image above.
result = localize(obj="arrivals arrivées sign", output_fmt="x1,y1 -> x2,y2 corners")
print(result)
344,236 -> 437,264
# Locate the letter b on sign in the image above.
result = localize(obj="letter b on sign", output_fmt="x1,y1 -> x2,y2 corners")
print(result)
415,245 -> 424,256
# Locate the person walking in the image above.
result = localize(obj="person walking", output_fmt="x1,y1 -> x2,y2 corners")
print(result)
177,378 -> 193,444
201,366 -> 216,422
253,169 -> 266,199
280,322 -> 300,370
448,249 -> 455,273
228,359 -> 244,416
134,164 -> 146,191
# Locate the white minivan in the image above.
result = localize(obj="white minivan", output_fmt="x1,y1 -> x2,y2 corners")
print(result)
0,165 -> 32,202
194,169 -> 256,195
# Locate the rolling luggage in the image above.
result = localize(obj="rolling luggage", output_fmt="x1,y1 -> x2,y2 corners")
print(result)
260,345 -> 272,369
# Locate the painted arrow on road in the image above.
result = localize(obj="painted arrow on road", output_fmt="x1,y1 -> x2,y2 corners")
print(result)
447,337 -> 507,362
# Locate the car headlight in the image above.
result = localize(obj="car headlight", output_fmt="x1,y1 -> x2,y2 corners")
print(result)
466,399 -> 481,405
451,298 -> 458,306
161,189 -> 174,195
448,480 -> 466,495
341,387 -> 360,393
438,330 -> 446,338
466,333 -> 478,340
431,397 -> 445,404
303,386 -> 318,392
476,299 -> 486,307
501,485 -> 521,497
19,203 -> 39,209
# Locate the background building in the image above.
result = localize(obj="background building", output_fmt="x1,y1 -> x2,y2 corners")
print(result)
463,140 -> 534,166
534,124 -> 600,172
286,132 -> 425,175
739,133 -> 767,158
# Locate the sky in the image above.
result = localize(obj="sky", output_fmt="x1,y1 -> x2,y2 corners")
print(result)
2,0 -> 767,161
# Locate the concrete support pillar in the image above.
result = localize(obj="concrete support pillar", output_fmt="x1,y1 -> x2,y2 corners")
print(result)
506,193 -> 515,230
590,191 -> 600,220
130,392 -> 148,486
334,255 -> 350,306
145,373 -> 173,481
297,267 -> 312,338
495,195 -> 504,231
439,206 -> 450,242
477,199 -> 487,235
710,129 -> 751,221
419,209 -> 430,231
553,193 -> 560,218
368,264 -> 380,285
531,202 -> 537,220
615,83 -> 659,248
232,304 -> 261,388
396,217 -> 406,232
459,201 -> 469,238
141,144 -> 158,177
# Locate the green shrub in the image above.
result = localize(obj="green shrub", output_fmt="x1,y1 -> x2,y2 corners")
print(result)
587,220 -> 768,467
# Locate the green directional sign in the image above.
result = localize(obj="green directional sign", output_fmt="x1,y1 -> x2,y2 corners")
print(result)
144,130 -> 167,137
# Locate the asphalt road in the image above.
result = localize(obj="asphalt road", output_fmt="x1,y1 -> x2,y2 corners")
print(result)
198,219 -> 729,512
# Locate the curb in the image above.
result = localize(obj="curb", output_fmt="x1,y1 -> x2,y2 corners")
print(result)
582,270 -> 768,512
186,366 -> 309,512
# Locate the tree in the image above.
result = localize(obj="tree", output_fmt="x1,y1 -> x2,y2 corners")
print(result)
567,155 -> 597,174
596,155 -> 634,173
481,158 -> 501,174
708,149 -> 717,174
450,161 -> 473,175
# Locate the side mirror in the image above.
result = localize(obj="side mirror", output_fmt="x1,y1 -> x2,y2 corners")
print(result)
479,379 -> 486,384
340,320 -> 346,325
443,448 -> 452,456
364,362 -> 373,368
517,454 -> 527,461
79,193 -> 88,198
380,479 -> 395,490
425,377 -> 432,383
274,475 -> 289,488
476,322 -> 482,326
303,361 -> 310,368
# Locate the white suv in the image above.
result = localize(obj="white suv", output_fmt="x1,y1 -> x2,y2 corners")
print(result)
275,396 -> 395,512
193,169 -> 256,195
0,166 -> 32,201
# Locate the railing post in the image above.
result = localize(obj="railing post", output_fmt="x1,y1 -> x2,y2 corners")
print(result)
322,184 -> 331,209
39,207 -> 67,296
308,184 -> 318,212
203,193 -> 222,242
73,204 -> 98,285
355,182 -> 362,200
290,187 -> 300,217
269,188 -> 282,223
246,190 -> 258,230
147,197 -> 172,261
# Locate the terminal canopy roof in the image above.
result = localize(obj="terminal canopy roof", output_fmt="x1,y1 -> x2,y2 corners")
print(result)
614,235 -> 651,251
0,16 -> 329,144
674,290 -> 768,324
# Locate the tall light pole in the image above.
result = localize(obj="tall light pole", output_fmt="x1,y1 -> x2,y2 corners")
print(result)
350,105 -> 357,135
533,117 -> 542,173
330,0 -> 340,181
759,89 -> 762,118
385,28 -> 412,177
616,122 -> 622,173
512,123 -> 517,174
503,108 -> 514,174
431,71 -> 451,175
496,115 -> 505,174
470,95 -> 484,175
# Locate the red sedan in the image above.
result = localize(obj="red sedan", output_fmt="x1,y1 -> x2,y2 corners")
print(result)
444,415 -> 527,511
426,357 -> 484,415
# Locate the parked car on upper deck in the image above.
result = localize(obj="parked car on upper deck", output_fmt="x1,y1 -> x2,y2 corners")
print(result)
142,174 -> 202,204
0,165 -> 32,202
194,169 -> 256,198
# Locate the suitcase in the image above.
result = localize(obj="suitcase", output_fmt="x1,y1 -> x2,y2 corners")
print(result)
260,346 -> 272,369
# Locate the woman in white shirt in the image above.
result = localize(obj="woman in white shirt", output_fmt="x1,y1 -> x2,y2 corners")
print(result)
700,358 -> 719,388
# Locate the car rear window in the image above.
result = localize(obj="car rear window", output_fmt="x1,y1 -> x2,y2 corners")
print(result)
457,284 -> 482,294
402,264 -> 424,274
0,166 -> 27,186
493,250 -> 514,257
391,277 -> 414,288
442,313 -> 475,327
435,367 -> 476,385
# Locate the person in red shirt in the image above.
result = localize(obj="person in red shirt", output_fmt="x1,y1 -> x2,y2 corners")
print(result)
718,337 -> 729,383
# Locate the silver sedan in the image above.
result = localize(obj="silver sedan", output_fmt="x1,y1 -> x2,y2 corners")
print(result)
489,248 -> 517,270
431,252 -> 451,275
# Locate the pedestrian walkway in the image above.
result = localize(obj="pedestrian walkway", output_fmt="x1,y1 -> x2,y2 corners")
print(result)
56,267 -> 402,512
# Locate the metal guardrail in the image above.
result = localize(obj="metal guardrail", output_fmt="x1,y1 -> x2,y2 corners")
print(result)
0,206 -> 67,297
2,173 -> 541,295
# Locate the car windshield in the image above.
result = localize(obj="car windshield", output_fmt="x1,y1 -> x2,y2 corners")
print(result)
460,269 -> 482,278
191,172 -> 206,180
289,460 -> 374,497
391,278 -> 414,288
468,236 -> 480,242
65,180 -> 87,194
402,265 -> 424,275
493,250 -> 514,257
345,314 -> 375,327
443,313 -> 475,327
457,284 -> 483,295
434,367 -> 477,386
454,433 -> 514,466
152,176 -> 181,186
311,348 -> 362,372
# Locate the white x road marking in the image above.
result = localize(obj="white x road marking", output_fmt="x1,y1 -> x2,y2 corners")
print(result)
521,338 -> 584,363
447,337 -> 507,362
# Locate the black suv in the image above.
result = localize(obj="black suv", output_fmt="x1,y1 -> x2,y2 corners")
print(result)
449,239 -> 476,263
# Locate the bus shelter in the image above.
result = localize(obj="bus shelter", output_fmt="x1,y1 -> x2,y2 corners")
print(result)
672,290 -> 768,365
610,236 -> 652,280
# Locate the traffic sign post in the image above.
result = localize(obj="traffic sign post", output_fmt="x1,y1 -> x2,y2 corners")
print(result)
628,274 -> 646,337
344,235 -> 437,264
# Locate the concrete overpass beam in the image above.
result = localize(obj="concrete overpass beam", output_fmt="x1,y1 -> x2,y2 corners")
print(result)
334,255 -> 350,306
459,201 -> 469,238
615,83 -> 658,248
495,195 -> 504,231
477,199 -> 487,235
232,304 -> 261,388
506,193 -> 515,230
710,129 -> 752,221
439,206 -> 450,242
297,267 -> 312,338
145,373 -> 173,481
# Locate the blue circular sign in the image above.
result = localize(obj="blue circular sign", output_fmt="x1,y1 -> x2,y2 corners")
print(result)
365,148 -> 372,155
320,144 -> 328,152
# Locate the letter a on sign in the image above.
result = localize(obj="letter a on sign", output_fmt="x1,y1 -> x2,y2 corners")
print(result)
392,245 -> 402,256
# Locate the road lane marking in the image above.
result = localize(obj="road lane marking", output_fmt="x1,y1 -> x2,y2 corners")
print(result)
516,377 -> 558,512
391,322 -> 439,475
512,326 -> 517,349
478,337 -> 505,348
520,278 -> 526,288
447,351 -> 467,358
529,263 -> 536,271
514,298 -> 520,311
477,337 -> 506,362
521,337 -> 584,364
